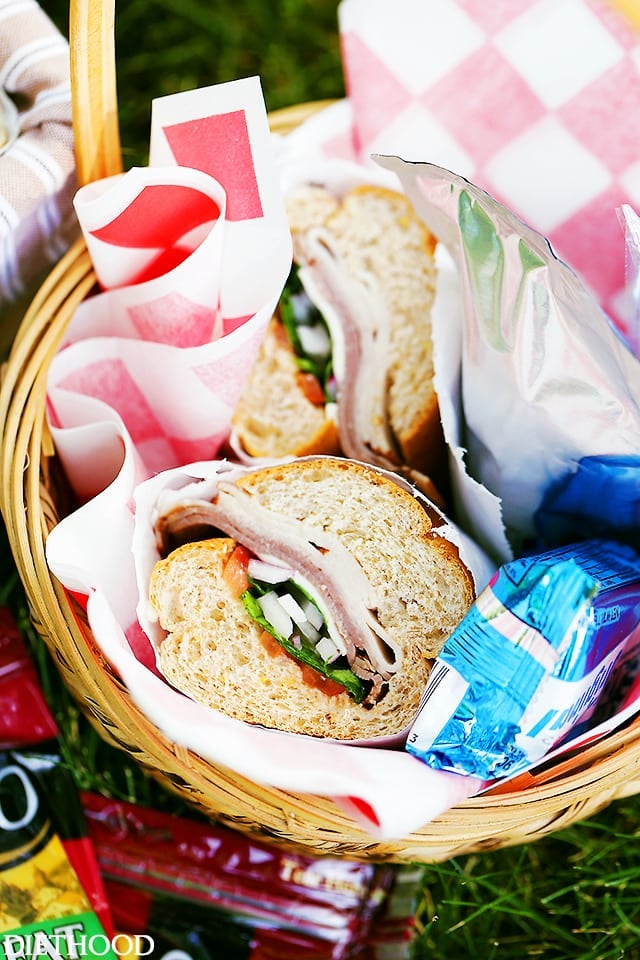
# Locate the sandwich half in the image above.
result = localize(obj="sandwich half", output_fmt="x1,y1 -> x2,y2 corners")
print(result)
232,184 -> 446,495
148,457 -> 475,741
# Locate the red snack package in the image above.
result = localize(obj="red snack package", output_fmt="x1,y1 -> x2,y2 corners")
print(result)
355,866 -> 422,959
0,607 -> 58,748
81,792 -> 397,960
0,606 -> 115,958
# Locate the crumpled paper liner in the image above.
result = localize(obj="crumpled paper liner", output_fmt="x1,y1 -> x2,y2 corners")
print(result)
47,451 -> 489,840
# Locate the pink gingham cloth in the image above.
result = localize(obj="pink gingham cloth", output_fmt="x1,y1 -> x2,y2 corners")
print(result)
0,0 -> 76,304
331,0 -> 640,338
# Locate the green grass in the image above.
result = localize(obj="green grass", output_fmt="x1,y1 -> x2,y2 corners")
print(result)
413,822 -> 640,959
13,4 -> 640,958
45,0 -> 345,168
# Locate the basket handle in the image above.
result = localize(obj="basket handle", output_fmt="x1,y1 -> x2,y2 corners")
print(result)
69,0 -> 122,186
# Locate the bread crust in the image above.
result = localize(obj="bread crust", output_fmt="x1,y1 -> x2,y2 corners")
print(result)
321,186 -> 440,471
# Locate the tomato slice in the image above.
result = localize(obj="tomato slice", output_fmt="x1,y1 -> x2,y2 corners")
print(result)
223,544 -> 251,597
295,371 -> 325,406
260,630 -> 345,697
259,630 -> 283,658
298,664 -> 346,698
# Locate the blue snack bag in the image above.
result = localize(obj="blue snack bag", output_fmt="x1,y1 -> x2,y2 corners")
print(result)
406,539 -> 640,781
534,454 -> 640,550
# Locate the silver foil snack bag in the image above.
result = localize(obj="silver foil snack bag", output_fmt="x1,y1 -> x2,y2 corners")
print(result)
376,156 -> 640,564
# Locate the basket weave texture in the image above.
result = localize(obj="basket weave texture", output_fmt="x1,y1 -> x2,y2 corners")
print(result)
2,0 -> 640,864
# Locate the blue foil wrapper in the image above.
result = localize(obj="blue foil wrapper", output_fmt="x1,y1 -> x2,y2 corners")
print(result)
534,454 -> 640,550
406,539 -> 640,781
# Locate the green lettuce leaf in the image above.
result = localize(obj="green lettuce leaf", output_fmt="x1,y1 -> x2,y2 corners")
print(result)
279,268 -> 334,398
241,586 -> 366,703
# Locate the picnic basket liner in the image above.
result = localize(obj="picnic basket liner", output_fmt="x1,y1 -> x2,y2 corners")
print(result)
2,0 -> 640,863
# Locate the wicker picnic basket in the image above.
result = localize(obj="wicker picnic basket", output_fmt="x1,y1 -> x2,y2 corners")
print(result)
2,0 -> 640,864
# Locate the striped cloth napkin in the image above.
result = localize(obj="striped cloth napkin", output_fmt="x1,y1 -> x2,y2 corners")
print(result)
0,0 -> 76,306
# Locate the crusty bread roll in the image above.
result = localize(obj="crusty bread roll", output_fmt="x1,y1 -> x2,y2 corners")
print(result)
230,317 -> 341,459
232,183 -> 447,494
285,183 -> 340,238
149,457 -> 475,741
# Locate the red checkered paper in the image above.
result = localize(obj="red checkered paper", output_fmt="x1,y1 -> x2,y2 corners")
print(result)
48,77 -> 292,480
334,0 -> 639,337
150,79 -> 292,319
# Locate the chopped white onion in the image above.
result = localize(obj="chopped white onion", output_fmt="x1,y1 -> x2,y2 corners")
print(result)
278,592 -> 307,624
300,597 -> 324,631
316,635 -> 341,663
298,619 -> 321,644
324,401 -> 338,423
297,322 -> 331,358
298,265 -> 346,380
291,634 -> 302,650
291,575 -> 347,656
248,558 -> 295,584
279,593 -> 322,643
257,591 -> 293,639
